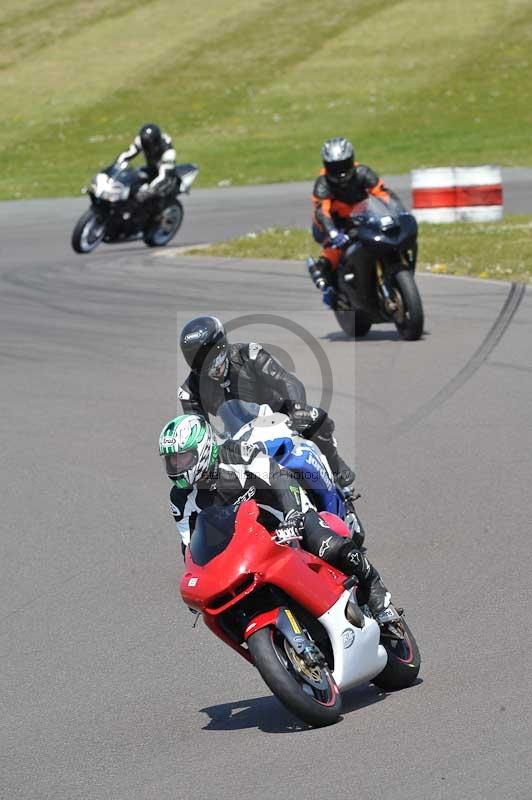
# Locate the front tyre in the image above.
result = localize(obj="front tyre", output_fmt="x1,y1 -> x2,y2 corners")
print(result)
392,270 -> 424,341
334,307 -> 372,338
247,626 -> 341,727
143,201 -> 183,247
71,208 -> 106,254
373,618 -> 421,691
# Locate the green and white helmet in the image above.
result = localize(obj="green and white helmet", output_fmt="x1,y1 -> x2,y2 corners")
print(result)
159,414 -> 218,489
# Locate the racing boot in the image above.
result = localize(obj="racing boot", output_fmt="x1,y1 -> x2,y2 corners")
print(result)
302,512 -> 388,622
307,256 -> 338,310
337,542 -> 391,620
313,427 -> 355,489
307,255 -> 333,290
333,454 -> 356,489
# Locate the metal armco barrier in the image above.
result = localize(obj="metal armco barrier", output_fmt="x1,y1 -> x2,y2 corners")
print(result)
411,166 -> 503,223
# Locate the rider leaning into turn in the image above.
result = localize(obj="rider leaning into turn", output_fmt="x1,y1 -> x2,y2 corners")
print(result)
116,123 -> 177,202
309,136 -> 390,310
159,413 -> 391,619
177,315 -> 355,489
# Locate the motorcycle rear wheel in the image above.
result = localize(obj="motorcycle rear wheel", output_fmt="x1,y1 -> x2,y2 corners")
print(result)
143,201 -> 183,247
334,308 -> 372,338
71,208 -> 106,254
372,617 -> 421,690
247,626 -> 341,727
392,270 -> 424,341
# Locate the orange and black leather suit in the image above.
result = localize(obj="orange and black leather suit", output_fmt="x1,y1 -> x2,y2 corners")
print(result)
312,164 -> 390,270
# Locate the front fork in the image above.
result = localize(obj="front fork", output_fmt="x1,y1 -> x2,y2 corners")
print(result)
377,250 -> 417,318
245,607 -> 326,668
376,261 -> 399,315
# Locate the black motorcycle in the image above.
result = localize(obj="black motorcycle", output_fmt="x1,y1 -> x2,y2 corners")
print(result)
71,162 -> 199,254
330,195 -> 424,340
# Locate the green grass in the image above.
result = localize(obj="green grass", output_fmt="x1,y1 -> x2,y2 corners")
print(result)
2,0 -> 532,199
183,217 -> 532,284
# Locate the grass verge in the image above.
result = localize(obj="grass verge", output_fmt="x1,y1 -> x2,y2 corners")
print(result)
182,216 -> 532,284
2,0 -> 532,199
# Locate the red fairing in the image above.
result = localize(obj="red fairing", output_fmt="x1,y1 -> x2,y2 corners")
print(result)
179,501 -> 347,661
244,609 -> 280,640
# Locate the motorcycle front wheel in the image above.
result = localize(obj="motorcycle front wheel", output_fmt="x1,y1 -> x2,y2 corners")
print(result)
391,270 -> 424,341
334,307 -> 372,338
71,208 -> 106,254
143,201 -> 184,247
247,625 -> 341,727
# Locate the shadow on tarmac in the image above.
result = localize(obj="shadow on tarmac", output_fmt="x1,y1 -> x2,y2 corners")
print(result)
199,683 -> 389,734
324,328 -> 430,342
324,329 -> 402,343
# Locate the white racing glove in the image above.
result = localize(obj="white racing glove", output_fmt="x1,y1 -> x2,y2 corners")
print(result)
273,510 -> 304,544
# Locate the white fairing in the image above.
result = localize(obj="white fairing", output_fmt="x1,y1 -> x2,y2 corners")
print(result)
318,591 -> 387,691
232,404 -> 335,481
179,167 -> 199,192
91,172 -> 130,202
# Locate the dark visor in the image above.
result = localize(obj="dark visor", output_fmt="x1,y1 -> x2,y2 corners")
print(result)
327,158 -> 353,177
205,343 -> 228,378
165,450 -> 198,477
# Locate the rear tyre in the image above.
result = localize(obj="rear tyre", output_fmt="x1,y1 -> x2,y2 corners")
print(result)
247,626 -> 341,727
392,270 -> 424,341
334,308 -> 372,338
71,208 -> 106,254
143,201 -> 183,247
373,618 -> 421,690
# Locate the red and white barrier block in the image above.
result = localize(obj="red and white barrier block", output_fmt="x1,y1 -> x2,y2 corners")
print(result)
411,166 -> 503,223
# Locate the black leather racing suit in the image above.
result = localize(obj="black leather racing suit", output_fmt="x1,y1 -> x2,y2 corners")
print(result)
116,131 -> 177,198
312,164 -> 389,243
169,440 -> 384,608
177,342 -> 351,482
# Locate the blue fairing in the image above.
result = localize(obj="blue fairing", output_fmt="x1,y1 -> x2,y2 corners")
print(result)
264,437 -> 344,517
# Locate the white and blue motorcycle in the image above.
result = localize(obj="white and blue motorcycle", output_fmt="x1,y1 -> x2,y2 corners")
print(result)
216,400 -> 365,548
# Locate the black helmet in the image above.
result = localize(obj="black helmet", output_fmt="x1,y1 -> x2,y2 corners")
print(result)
321,137 -> 355,186
139,123 -> 164,159
180,316 -> 229,381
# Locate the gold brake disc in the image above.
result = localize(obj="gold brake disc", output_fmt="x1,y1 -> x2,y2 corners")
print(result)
283,641 -> 322,684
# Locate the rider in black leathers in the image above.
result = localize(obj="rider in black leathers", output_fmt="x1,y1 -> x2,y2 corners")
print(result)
116,123 -> 177,202
177,315 -> 355,488
160,414 -> 390,618
308,136 -> 391,310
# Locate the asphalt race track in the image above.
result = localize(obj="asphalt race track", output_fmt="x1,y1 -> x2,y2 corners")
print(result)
1,177 -> 532,800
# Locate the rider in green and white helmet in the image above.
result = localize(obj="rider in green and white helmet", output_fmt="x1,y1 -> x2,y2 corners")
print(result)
159,414 -> 218,490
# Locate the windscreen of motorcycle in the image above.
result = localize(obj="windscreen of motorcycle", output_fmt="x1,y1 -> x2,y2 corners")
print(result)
217,400 -> 261,438
189,505 -> 239,566
350,193 -> 405,224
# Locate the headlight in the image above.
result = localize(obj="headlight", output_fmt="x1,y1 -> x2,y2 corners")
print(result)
100,181 -> 129,201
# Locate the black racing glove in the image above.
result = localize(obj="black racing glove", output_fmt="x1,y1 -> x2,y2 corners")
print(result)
220,438 -> 267,465
290,403 -> 319,434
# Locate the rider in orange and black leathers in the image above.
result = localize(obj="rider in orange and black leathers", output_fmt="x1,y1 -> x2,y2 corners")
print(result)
308,137 -> 390,309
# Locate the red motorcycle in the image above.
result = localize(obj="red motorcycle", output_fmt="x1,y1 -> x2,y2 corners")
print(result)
180,501 -> 420,727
